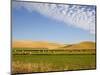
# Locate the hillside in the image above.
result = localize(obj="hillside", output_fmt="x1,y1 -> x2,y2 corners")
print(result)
61,41 -> 95,49
12,41 -> 95,50
12,41 -> 63,49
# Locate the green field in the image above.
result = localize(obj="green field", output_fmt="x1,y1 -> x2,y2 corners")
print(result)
12,48 -> 96,55
12,54 -> 96,74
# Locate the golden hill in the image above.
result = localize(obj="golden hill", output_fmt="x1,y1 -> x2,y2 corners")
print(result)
61,41 -> 95,49
12,41 -> 63,49
12,41 -> 95,50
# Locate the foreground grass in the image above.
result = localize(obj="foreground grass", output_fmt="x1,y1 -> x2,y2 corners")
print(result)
12,61 -> 69,74
12,54 -> 96,74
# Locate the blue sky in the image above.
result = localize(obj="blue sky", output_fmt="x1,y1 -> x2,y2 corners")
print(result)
12,1 -> 95,44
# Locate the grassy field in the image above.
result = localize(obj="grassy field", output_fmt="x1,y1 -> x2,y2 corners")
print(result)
12,54 -> 96,74
12,48 -> 96,55
12,41 -> 96,74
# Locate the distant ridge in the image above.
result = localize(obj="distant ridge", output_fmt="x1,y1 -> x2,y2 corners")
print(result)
12,41 -> 63,49
61,41 -> 95,49
12,41 -> 95,49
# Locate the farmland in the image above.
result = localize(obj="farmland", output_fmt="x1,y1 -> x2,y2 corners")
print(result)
12,48 -> 96,55
12,41 -> 96,74
12,54 -> 96,74
12,49 -> 96,74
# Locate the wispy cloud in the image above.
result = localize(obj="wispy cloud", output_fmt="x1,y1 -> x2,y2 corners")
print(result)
12,1 -> 96,34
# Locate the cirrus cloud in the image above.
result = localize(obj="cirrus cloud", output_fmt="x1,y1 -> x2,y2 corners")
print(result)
12,1 -> 96,34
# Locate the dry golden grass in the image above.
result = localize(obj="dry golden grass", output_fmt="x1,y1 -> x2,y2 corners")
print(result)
61,41 -> 95,50
12,41 -> 95,50
12,61 -> 68,74
12,61 -> 33,74
12,41 -> 63,49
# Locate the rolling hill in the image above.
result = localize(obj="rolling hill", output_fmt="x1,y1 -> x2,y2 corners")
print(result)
12,41 -> 95,50
12,41 -> 63,49
61,41 -> 95,49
